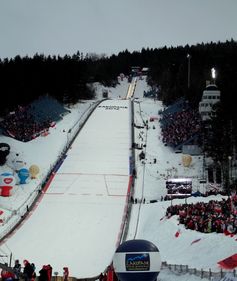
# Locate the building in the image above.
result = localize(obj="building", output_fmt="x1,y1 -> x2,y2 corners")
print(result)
141,67 -> 149,75
199,84 -> 221,121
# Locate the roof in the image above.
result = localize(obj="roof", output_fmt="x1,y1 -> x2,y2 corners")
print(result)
205,84 -> 218,91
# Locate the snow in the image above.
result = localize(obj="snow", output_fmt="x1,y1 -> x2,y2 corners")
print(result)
0,77 -> 236,281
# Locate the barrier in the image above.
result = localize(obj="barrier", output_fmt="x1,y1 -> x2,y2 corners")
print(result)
162,261 -> 237,280
115,175 -> 133,248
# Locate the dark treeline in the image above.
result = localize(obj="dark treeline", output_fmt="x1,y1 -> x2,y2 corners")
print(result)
0,52 -> 95,114
1,40 -> 237,170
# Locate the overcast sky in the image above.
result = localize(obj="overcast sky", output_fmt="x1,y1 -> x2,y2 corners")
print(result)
0,0 -> 237,59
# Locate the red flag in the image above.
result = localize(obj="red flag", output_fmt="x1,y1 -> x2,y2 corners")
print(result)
175,230 -> 181,237
218,253 -> 237,269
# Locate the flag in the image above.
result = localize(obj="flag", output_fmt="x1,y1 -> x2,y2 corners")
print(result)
175,229 -> 181,237
191,238 -> 201,245
218,253 -> 237,269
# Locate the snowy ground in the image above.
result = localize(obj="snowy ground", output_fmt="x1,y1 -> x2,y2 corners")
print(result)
0,76 -> 236,281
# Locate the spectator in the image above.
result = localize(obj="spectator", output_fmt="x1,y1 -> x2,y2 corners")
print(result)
23,260 -> 34,281
39,265 -> 48,281
31,264 -> 36,281
46,265 -> 52,281
1,264 -> 15,281
63,267 -> 69,281
13,260 -> 21,281
99,273 -> 104,281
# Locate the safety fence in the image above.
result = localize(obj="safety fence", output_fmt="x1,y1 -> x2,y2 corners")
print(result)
161,261 -> 236,280
120,100 -> 136,244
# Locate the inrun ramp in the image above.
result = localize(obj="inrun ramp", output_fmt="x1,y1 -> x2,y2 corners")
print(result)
1,100 -> 131,278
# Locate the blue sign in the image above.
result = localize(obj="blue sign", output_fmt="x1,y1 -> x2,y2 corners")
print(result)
126,253 -> 150,271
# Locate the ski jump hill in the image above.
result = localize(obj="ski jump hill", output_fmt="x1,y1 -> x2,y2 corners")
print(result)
0,99 -> 133,278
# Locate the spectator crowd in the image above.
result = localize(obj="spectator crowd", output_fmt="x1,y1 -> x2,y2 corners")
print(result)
0,259 -> 67,281
160,107 -> 202,148
166,196 -> 237,235
0,106 -> 52,142
0,96 -> 69,142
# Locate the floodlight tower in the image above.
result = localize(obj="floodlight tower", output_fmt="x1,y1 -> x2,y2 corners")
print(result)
187,54 -> 191,88
211,67 -> 216,84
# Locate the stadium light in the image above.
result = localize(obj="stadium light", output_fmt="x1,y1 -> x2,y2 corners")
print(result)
211,67 -> 216,83
187,54 -> 191,88
227,155 -> 232,197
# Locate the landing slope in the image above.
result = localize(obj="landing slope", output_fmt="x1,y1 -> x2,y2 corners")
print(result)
1,99 -> 131,278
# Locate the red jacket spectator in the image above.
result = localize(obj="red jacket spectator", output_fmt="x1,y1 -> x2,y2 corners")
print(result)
63,267 -> 69,281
